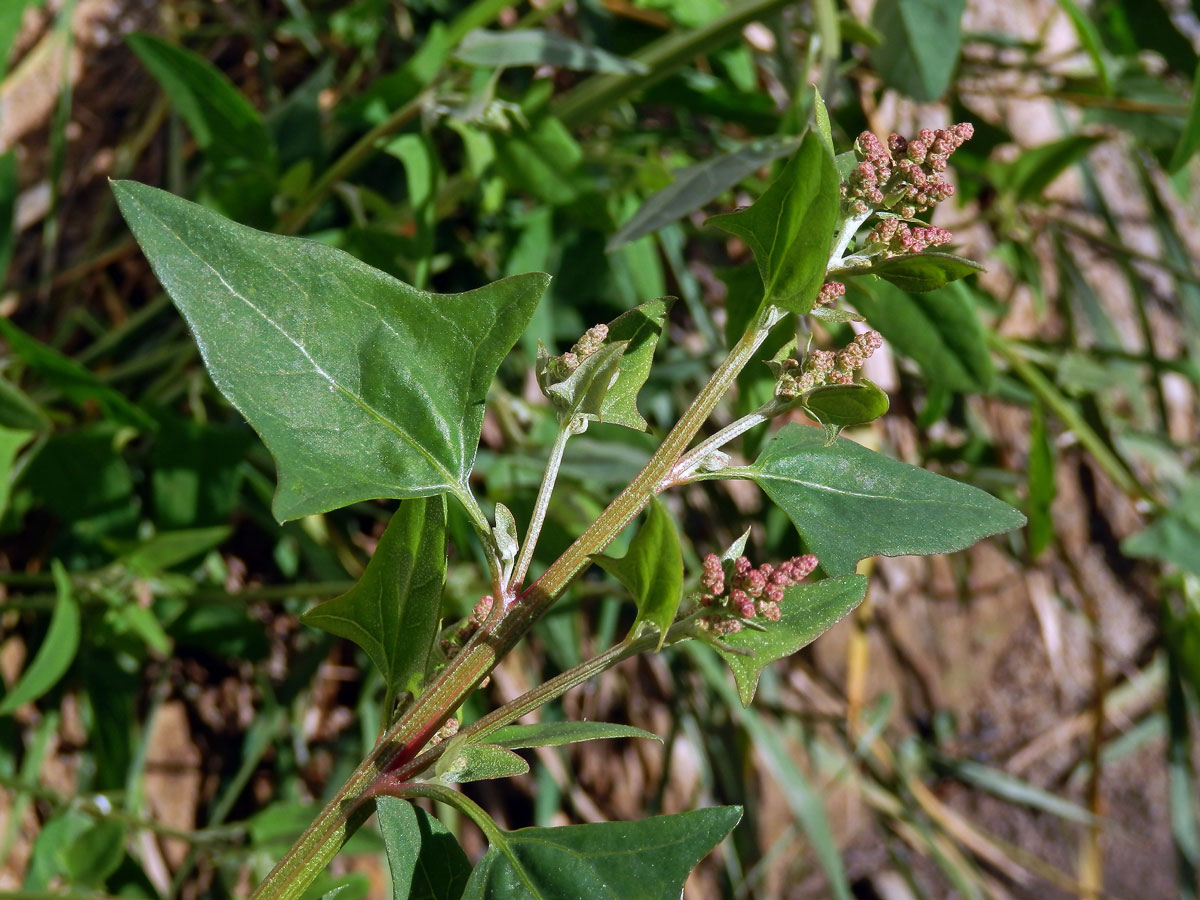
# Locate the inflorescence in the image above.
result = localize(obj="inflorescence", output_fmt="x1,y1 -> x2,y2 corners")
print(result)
842,123 -> 974,220
773,328 -> 883,398
544,323 -> 608,384
698,553 -> 819,635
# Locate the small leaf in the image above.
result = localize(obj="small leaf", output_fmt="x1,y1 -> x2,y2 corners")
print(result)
1027,401 -> 1056,559
113,180 -> 549,521
1169,63 -> 1200,173
302,497 -> 447,698
377,798 -> 471,900
1122,482 -> 1200,577
597,298 -> 672,430
0,318 -> 156,430
60,820 -> 126,888
455,29 -> 648,74
461,807 -> 742,900
115,526 -> 232,575
802,380 -> 889,436
841,251 -> 984,293
813,86 -> 833,152
0,562 -> 81,715
494,502 -> 520,587
545,341 -> 628,421
592,497 -> 683,649
809,306 -> 864,323
987,134 -> 1105,202
715,575 -> 868,705
707,131 -> 840,316
438,742 -> 529,785
126,33 -> 273,166
0,425 -> 34,518
488,721 -> 661,750
607,136 -> 802,251
736,424 -> 1026,576
847,280 -> 993,393
871,0 -> 966,102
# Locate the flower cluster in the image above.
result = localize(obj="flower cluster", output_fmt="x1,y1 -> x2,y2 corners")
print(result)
544,323 -> 608,384
698,552 -> 818,635
815,281 -> 846,307
773,330 -> 883,398
842,123 -> 973,219
441,594 -> 494,656
865,218 -> 952,256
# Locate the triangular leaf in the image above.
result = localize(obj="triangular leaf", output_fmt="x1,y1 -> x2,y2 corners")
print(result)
736,424 -> 1026,576
592,497 -> 683,649
707,131 -> 840,317
301,497 -> 447,698
113,181 -> 549,521
715,576 -> 868,705
461,807 -> 742,900
597,298 -> 671,430
488,721 -> 661,750
378,798 -> 471,900
836,251 -> 983,292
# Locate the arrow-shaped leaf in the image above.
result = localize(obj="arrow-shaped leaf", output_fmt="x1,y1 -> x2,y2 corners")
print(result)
113,181 -> 549,521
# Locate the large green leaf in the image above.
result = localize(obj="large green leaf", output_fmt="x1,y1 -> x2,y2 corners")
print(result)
302,497 -> 447,698
707,131 -> 839,316
593,497 -> 683,648
0,562 -> 80,716
455,29 -> 648,74
607,136 -> 802,250
461,807 -> 742,900
847,280 -> 993,393
716,575 -> 868,705
871,0 -> 966,102
731,424 -> 1026,575
378,798 -> 471,900
113,181 -> 549,521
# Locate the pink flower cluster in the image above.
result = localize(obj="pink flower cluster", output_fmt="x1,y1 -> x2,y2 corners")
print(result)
815,281 -> 846,307
866,218 -> 952,256
775,330 -> 883,397
842,123 -> 973,219
442,594 -> 495,656
698,552 -> 818,635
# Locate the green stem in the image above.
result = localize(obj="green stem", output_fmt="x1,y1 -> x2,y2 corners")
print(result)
510,421 -> 572,592
828,209 -> 872,268
248,311 -> 776,900
668,396 -> 796,487
380,781 -> 506,845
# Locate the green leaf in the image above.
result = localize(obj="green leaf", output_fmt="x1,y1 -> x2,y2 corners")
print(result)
114,526 -> 232,576
455,29 -> 648,74
871,0 -> 966,102
1056,0 -> 1112,94
1122,481 -> 1200,577
0,318 -> 156,430
377,798 -> 471,900
736,424 -> 1026,576
0,149 -> 16,283
461,807 -> 742,900
494,116 -> 584,207
607,136 -> 802,250
0,425 -> 34,519
847,280 -> 994,393
543,341 -> 628,421
715,575 -> 867,705
60,820 -> 125,888
112,180 -> 549,521
707,131 -> 840,316
813,86 -> 833,152
302,497 -> 447,698
0,562 -> 80,715
438,742 -> 529,785
126,33 -> 272,166
1027,400 -> 1056,559
488,721 -> 661,750
987,134 -> 1105,202
0,374 -> 51,431
1170,63 -> 1200,173
593,497 -> 683,648
842,251 -> 984,292
597,298 -> 672,430
802,380 -> 890,437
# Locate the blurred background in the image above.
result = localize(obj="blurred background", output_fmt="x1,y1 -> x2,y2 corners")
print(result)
1,0 -> 1198,897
